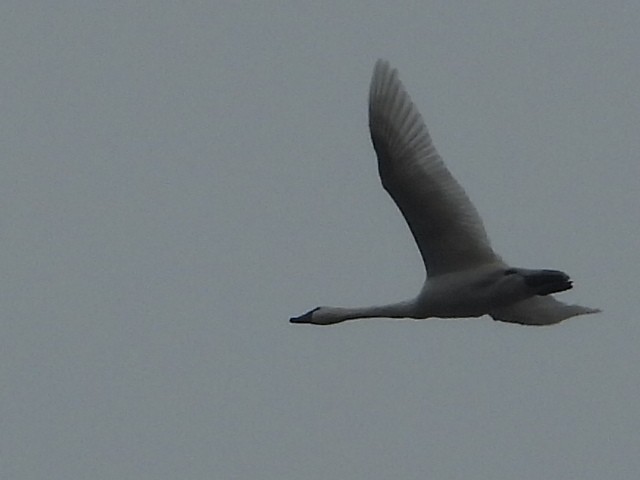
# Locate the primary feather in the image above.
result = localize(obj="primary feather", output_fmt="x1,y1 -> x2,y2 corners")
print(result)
369,60 -> 498,276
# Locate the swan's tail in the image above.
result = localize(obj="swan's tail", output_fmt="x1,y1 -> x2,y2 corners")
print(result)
491,296 -> 600,326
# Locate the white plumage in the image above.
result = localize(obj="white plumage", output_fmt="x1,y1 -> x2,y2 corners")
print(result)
291,60 -> 599,326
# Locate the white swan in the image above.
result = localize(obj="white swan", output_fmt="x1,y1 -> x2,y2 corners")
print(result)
290,60 -> 600,326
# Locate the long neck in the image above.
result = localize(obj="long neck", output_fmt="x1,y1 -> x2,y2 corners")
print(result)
318,300 -> 419,325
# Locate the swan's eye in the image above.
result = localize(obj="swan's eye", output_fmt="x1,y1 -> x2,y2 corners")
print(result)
504,268 -> 518,275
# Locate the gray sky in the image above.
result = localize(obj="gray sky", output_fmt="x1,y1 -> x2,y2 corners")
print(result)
1,1 -> 639,479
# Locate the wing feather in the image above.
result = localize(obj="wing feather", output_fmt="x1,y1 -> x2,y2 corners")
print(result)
369,60 -> 499,276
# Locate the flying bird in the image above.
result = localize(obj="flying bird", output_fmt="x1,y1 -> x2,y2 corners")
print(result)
290,60 -> 599,326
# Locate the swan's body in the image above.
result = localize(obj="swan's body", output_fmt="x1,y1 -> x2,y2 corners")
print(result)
290,60 -> 599,326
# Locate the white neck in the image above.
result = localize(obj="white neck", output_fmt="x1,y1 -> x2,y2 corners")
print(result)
312,299 -> 419,325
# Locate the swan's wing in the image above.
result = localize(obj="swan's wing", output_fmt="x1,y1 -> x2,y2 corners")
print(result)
490,296 -> 601,326
369,60 -> 500,277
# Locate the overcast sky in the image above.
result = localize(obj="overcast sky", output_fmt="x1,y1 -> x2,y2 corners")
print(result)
1,1 -> 639,479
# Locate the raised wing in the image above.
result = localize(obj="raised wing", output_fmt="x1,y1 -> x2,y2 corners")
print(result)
369,60 -> 499,277
490,296 -> 601,326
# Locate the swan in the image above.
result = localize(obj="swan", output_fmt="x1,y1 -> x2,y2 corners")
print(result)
290,60 -> 600,326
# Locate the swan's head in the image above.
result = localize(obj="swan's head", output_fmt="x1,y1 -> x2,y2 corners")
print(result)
290,307 -> 347,325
